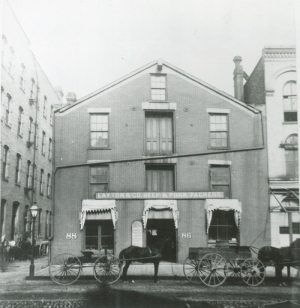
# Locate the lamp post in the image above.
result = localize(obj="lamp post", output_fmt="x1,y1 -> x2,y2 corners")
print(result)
29,203 -> 39,278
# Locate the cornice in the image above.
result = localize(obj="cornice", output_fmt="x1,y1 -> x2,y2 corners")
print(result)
263,48 -> 296,60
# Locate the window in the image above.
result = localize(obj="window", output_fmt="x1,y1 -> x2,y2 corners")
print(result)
45,211 -> 49,238
39,169 -> 44,195
28,117 -> 33,145
7,46 -> 14,76
23,205 -> 31,233
90,114 -> 109,148
209,114 -> 228,148
29,78 -> 36,102
37,209 -> 42,236
280,223 -> 300,234
25,161 -> 32,189
1,199 -> 6,237
210,165 -> 231,198
4,93 -> 12,125
2,145 -> 9,181
20,63 -> 26,91
17,106 -> 24,136
283,81 -> 297,122
208,210 -> 238,242
11,202 -> 19,240
146,164 -> 175,192
50,105 -> 54,125
49,212 -> 52,237
89,166 -> 109,198
48,138 -> 52,160
1,35 -> 7,67
46,173 -> 51,198
85,220 -> 114,254
284,134 -> 298,178
41,131 -> 46,155
32,164 -> 37,191
145,112 -> 173,155
15,154 -> 22,185
43,96 -> 47,118
151,75 -> 166,101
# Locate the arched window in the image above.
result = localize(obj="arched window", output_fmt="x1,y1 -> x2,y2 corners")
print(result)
284,134 -> 298,178
283,81 -> 297,122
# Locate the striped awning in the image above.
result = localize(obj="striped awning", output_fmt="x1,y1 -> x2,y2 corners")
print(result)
80,199 -> 117,230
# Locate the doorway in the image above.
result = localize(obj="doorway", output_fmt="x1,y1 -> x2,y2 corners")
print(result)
146,219 -> 176,262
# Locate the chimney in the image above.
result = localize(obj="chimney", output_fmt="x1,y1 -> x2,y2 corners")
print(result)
66,92 -> 77,104
233,56 -> 244,101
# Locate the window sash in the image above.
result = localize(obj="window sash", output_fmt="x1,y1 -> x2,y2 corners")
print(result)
146,166 -> 175,192
209,114 -> 228,148
210,166 -> 231,198
90,114 -> 109,147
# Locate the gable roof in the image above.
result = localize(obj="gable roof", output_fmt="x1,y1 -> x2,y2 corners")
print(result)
56,59 -> 260,114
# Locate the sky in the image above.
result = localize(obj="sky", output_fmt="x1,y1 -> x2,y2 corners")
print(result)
6,0 -> 297,100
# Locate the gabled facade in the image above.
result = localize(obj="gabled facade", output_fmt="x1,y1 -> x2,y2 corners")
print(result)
1,2 -> 60,245
244,47 -> 299,247
53,60 -> 269,262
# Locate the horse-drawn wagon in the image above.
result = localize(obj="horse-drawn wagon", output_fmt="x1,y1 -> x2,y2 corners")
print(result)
183,246 -> 265,287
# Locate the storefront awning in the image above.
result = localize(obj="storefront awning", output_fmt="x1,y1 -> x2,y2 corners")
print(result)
205,199 -> 242,233
142,200 -> 179,229
80,200 -> 117,230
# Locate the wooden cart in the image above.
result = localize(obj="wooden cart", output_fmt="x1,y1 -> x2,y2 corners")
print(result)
183,246 -> 265,287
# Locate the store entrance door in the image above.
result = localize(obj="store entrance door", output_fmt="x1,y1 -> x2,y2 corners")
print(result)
146,219 -> 176,262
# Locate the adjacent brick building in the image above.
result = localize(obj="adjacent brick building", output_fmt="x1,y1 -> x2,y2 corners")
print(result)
1,2 -> 60,244
242,47 -> 299,247
52,60 -> 270,262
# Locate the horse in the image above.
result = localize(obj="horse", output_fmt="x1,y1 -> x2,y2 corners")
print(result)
119,237 -> 170,283
258,239 -> 300,283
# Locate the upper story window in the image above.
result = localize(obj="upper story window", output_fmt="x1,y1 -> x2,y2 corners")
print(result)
4,93 -> 12,126
20,63 -> 26,92
32,164 -> 37,191
48,138 -> 52,161
1,35 -> 7,67
15,153 -> 22,185
89,166 -> 109,198
151,75 -> 166,101
284,134 -> 298,178
39,169 -> 44,195
41,131 -> 46,155
2,145 -> 10,181
146,164 -> 175,192
145,112 -> 173,155
43,96 -> 47,118
283,81 -> 297,122
7,46 -> 15,76
29,78 -> 36,103
46,173 -> 51,198
209,114 -> 228,149
17,106 -> 24,137
90,114 -> 109,148
25,160 -> 32,189
50,105 -> 54,125
209,165 -> 231,198
28,117 -> 34,145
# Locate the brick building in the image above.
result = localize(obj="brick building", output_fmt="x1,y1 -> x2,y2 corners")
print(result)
240,47 -> 299,247
1,2 -> 60,244
52,60 -> 269,262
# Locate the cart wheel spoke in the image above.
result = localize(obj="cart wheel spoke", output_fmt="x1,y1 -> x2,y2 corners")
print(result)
183,257 -> 201,284
49,253 -> 81,286
241,258 -> 265,287
93,255 -> 122,285
198,253 -> 227,287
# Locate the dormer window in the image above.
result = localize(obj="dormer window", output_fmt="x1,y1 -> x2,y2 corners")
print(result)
283,81 -> 297,122
151,74 -> 166,101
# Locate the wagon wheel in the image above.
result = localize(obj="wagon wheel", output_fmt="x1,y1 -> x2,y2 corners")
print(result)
197,253 -> 227,287
93,255 -> 122,285
241,258 -> 265,287
49,253 -> 81,285
226,259 -> 244,279
183,257 -> 201,284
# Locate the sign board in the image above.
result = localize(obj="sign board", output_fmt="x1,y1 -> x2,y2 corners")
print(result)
131,221 -> 143,247
95,192 -> 223,200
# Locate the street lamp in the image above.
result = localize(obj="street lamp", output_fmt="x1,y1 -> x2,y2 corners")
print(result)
29,203 -> 39,278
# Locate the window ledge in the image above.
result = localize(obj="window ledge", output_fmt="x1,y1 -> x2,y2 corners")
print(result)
17,133 -> 23,138
207,146 -> 230,151
88,147 -> 111,150
282,121 -> 297,125
15,183 -> 21,187
19,87 -> 25,94
2,178 -> 9,183
5,123 -> 12,129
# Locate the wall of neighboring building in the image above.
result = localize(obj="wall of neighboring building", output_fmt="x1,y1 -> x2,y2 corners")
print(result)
244,58 -> 265,106
52,64 -> 270,260
1,1 -> 59,242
